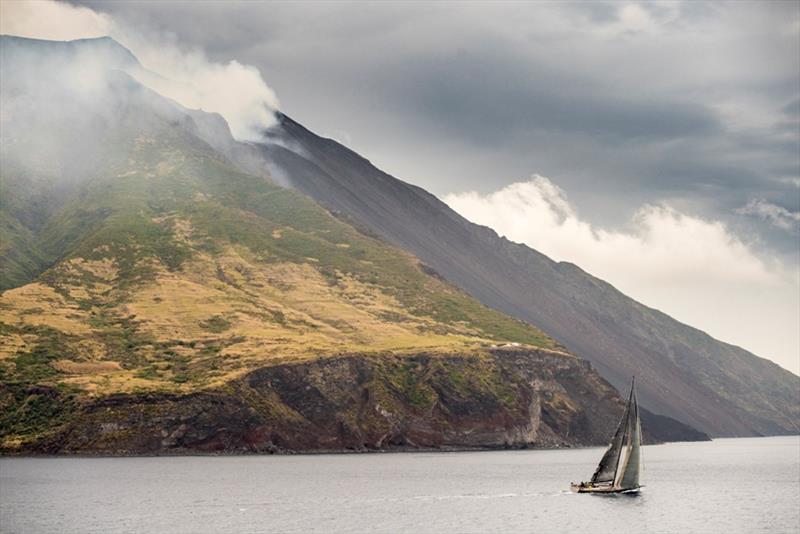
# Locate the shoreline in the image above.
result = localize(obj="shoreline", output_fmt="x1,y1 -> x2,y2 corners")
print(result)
5,436 -> 764,459
3,434 -> 794,459
0,443 -> 583,459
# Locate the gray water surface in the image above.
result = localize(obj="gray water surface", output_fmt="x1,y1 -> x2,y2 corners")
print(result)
1,436 -> 798,533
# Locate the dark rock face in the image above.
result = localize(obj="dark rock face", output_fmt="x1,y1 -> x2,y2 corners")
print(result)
639,408 -> 712,443
19,350 -> 646,455
243,113 -> 799,438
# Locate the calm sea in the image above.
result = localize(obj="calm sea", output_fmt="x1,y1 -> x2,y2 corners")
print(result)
1,436 -> 798,533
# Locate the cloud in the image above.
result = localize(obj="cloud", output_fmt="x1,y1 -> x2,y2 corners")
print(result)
446,176 -> 779,284
0,0 -> 111,40
780,176 -> 800,188
1,0 -> 279,141
736,199 -> 800,230
445,176 -> 800,374
120,30 -> 280,141
594,3 -> 665,37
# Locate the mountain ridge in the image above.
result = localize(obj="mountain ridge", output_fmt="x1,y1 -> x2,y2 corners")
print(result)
241,111 -> 798,437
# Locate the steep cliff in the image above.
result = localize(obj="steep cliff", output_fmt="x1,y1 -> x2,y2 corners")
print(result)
4,349 -> 629,454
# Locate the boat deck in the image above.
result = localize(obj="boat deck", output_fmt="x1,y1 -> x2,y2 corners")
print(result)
571,483 -> 642,494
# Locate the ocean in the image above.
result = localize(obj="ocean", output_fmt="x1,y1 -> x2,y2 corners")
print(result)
1,436 -> 798,533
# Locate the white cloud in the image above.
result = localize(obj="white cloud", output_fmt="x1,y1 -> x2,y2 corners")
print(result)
1,0 -> 279,141
597,3 -> 663,37
445,176 -> 800,374
115,27 -> 280,141
0,0 -> 112,40
736,198 -> 800,230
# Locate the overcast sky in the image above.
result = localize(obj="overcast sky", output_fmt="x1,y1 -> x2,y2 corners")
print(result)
4,1 -> 799,373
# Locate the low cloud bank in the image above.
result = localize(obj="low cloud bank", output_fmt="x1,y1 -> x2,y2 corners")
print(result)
445,176 -> 800,374
1,0 -> 279,141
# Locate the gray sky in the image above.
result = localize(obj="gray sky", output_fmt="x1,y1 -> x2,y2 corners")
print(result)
72,2 -> 799,228
6,1 -> 800,373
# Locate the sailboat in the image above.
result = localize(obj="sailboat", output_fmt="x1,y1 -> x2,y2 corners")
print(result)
572,377 -> 642,494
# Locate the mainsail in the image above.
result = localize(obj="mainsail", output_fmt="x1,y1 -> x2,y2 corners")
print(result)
590,393 -> 630,485
588,378 -> 641,490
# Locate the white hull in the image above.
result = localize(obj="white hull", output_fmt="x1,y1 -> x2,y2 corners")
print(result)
571,483 -> 642,494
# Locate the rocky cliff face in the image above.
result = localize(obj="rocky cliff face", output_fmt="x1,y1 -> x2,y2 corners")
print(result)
8,349 -> 627,454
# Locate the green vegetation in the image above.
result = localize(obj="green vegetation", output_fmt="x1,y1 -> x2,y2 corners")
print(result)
200,315 -> 232,333
0,382 -> 77,446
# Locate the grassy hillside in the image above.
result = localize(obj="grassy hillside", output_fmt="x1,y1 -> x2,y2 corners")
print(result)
0,108 -> 564,449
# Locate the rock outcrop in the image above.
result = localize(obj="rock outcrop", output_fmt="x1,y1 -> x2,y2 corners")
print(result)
10,349 -> 632,454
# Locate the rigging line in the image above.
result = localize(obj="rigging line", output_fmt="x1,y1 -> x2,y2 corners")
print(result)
636,390 -> 644,485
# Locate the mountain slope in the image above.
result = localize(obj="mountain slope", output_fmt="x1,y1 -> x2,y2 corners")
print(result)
0,36 -> 642,452
245,113 -> 799,437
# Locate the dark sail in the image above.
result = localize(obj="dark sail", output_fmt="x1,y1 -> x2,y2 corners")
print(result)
590,387 -> 633,485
